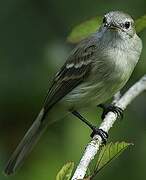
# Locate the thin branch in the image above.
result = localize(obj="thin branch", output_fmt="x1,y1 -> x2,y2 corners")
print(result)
71,75 -> 146,180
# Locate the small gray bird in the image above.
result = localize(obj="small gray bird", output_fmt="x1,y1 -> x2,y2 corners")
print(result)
4,11 -> 142,175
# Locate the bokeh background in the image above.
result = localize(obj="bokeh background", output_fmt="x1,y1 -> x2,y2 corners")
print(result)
0,0 -> 146,179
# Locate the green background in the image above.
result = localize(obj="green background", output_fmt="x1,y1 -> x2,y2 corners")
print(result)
0,0 -> 146,179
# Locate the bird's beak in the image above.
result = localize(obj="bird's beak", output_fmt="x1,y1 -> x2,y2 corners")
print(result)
108,25 -> 120,31
105,23 -> 120,31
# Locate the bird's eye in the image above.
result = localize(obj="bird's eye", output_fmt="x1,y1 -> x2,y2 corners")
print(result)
103,16 -> 106,24
124,21 -> 130,29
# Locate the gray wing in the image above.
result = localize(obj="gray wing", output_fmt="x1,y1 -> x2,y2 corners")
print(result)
43,41 -> 97,112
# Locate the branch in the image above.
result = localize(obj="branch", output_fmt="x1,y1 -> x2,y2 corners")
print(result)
71,75 -> 146,180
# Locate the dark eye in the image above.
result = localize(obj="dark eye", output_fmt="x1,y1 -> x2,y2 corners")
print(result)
124,21 -> 130,29
103,16 -> 106,23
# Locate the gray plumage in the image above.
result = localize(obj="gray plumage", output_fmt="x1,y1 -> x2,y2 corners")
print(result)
4,11 -> 142,175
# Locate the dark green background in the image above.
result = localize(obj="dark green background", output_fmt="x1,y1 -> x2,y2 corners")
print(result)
0,0 -> 146,179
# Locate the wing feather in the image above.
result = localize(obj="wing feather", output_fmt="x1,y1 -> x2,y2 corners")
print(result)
43,40 -> 97,112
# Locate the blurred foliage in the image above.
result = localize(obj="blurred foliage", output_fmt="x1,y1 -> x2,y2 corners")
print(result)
136,15 -> 146,33
0,0 -> 146,180
67,16 -> 102,43
56,162 -> 74,180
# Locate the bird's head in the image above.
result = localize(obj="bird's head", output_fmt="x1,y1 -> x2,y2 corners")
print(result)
99,11 -> 136,39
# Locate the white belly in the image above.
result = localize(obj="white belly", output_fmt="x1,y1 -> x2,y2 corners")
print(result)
63,39 -> 140,110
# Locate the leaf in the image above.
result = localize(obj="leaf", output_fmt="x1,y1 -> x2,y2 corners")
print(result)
86,167 -> 91,177
94,142 -> 133,175
56,162 -> 74,180
136,15 -> 146,33
67,16 -> 102,43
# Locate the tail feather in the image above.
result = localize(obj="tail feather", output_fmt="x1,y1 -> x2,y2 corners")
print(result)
4,108 -> 47,175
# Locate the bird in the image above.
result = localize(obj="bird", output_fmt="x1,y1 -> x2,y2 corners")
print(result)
4,11 -> 142,175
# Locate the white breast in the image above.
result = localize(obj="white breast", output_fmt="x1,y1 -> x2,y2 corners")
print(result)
63,33 -> 142,109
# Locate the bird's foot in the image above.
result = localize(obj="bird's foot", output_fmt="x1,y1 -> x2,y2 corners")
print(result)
98,104 -> 123,120
71,110 -> 108,144
90,127 -> 108,145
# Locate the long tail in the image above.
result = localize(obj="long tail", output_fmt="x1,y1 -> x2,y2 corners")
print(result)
4,108 -> 48,175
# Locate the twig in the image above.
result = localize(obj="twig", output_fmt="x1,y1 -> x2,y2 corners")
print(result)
71,75 -> 146,180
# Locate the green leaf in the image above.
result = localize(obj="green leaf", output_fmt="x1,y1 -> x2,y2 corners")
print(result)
136,15 -> 146,33
67,16 -> 102,43
93,142 -> 133,176
56,162 -> 74,180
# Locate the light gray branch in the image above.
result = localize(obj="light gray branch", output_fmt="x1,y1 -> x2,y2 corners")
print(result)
71,75 -> 146,180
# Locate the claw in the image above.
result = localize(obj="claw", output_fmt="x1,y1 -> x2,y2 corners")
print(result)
99,104 -> 123,120
90,127 -> 108,144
